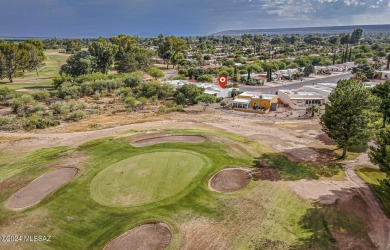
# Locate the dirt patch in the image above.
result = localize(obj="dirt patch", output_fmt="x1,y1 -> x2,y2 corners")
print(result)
209,168 -> 251,193
5,167 -> 78,211
286,179 -> 356,204
250,168 -> 281,181
316,133 -> 337,145
131,135 -> 206,147
104,223 -> 171,250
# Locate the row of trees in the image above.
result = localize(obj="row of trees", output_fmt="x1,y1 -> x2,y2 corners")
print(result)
60,34 -> 188,78
0,40 -> 45,82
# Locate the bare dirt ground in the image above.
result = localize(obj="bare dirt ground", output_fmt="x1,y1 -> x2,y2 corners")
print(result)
209,168 -> 251,193
0,106 -> 389,249
103,223 -> 171,250
6,167 -> 78,211
131,135 -> 206,147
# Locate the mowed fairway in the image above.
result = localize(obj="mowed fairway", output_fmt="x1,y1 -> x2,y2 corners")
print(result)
90,151 -> 206,207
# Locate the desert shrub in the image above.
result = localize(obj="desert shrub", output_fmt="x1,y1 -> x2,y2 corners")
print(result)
216,97 -> 224,103
69,110 -> 86,121
124,73 -> 143,88
163,100 -> 174,108
0,87 -> 11,103
125,96 -> 137,111
0,116 -> 22,131
22,114 -> 60,130
93,91 -> 101,100
31,103 -> 45,113
150,96 -> 159,105
172,74 -> 186,80
137,97 -> 148,109
157,106 -> 167,114
75,72 -> 109,83
11,95 -> 35,113
52,74 -> 72,89
0,116 -> 13,126
32,90 -> 50,101
58,82 -> 81,99
50,101 -> 70,117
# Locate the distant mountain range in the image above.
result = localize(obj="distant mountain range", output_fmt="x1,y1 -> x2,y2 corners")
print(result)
213,24 -> 390,36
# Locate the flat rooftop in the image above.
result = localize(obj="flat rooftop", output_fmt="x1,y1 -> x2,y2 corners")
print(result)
238,92 -> 276,100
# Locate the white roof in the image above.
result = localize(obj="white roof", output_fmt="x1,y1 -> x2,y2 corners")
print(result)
233,98 -> 251,104
278,89 -> 325,100
238,91 -> 276,100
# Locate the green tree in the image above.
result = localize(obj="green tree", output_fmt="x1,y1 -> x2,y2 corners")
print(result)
197,74 -> 213,83
20,40 -> 45,78
0,42 -> 30,82
66,39 -> 82,54
196,93 -> 217,111
60,51 -> 97,77
148,66 -> 164,79
306,104 -> 321,117
157,36 -> 187,69
109,34 -> 137,61
303,65 -> 315,77
369,127 -> 390,181
320,79 -> 376,158
174,84 -> 204,105
350,28 -> 363,44
89,39 -> 118,74
116,47 -> 153,73
371,81 -> 390,128
352,64 -> 375,79
246,64 -> 263,79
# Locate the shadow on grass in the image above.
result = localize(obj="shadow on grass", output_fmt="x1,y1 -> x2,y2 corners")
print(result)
367,180 -> 390,218
293,193 -> 376,250
254,153 -> 343,181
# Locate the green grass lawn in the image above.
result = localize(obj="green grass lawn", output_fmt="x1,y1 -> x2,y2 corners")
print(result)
0,130 -> 369,249
90,151 -> 207,207
356,167 -> 390,217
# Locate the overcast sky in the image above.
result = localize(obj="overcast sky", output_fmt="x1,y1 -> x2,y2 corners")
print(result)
1,0 -> 390,37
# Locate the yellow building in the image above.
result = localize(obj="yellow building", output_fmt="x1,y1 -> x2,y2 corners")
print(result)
232,92 -> 278,114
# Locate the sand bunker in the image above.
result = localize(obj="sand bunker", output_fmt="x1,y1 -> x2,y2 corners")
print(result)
104,223 -> 172,250
131,135 -> 206,147
6,168 -> 78,211
209,168 -> 251,193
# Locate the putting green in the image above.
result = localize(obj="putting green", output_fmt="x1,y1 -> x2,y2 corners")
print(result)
90,151 -> 206,207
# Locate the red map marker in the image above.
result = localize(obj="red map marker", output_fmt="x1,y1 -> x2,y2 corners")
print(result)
218,75 -> 228,88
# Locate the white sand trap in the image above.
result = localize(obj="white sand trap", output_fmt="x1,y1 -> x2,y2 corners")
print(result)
6,168 -> 78,211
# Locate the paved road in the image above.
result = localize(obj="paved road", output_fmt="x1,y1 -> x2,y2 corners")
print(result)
239,73 -> 353,94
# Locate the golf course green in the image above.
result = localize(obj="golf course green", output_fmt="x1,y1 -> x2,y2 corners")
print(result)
90,151 -> 206,207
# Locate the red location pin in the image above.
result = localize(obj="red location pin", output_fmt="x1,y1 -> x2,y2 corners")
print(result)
218,75 -> 228,88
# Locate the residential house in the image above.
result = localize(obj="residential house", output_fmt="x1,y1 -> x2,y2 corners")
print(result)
277,90 -> 325,110
232,92 -> 278,114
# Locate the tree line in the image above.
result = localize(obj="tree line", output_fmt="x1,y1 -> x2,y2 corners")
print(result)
0,40 -> 45,82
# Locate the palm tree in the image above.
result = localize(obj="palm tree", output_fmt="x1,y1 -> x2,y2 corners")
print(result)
306,104 -> 321,117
